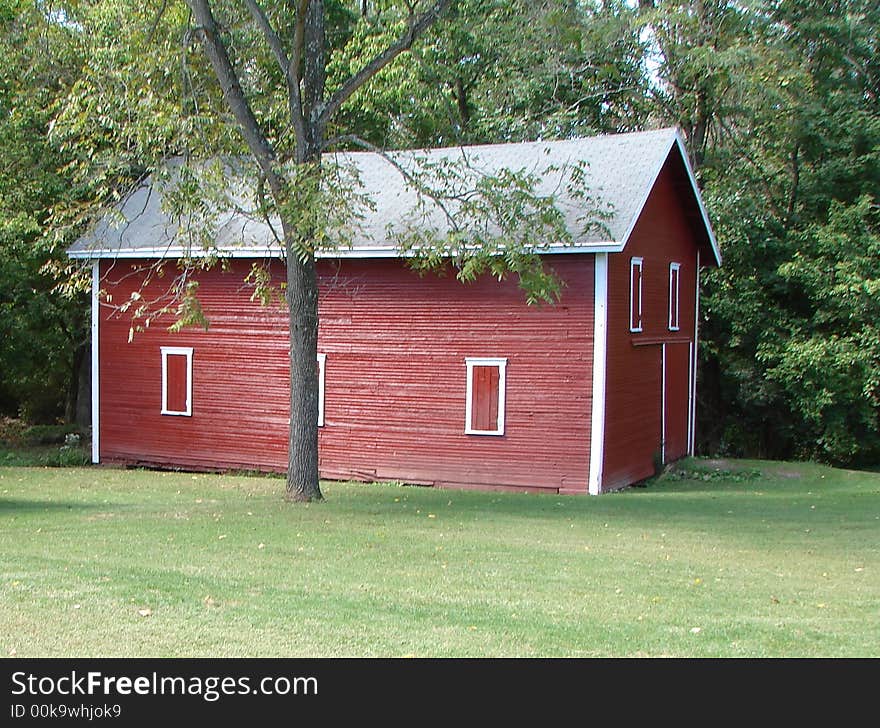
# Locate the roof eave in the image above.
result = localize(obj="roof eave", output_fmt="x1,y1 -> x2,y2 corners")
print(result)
616,130 -> 721,267
66,240 -> 626,261
672,131 -> 721,266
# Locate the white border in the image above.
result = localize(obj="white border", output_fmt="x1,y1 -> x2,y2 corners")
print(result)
618,132 -> 722,266
161,346 -> 193,416
91,262 -> 100,464
317,353 -> 326,427
68,240 -> 621,261
588,253 -> 608,495
689,250 -> 701,455
629,257 -> 643,333
687,341 -> 694,456
668,262 -> 681,331
465,357 -> 507,436
661,343 -> 667,465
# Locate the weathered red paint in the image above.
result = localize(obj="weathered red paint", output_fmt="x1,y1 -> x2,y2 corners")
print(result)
664,342 -> 691,462
98,255 -> 595,493
601,156 -> 702,491
95,147 -> 714,494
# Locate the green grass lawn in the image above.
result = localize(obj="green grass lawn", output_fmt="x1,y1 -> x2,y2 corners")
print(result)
0,458 -> 877,657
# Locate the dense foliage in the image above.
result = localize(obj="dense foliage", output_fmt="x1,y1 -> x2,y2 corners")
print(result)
0,0 -> 876,465
0,0 -> 86,421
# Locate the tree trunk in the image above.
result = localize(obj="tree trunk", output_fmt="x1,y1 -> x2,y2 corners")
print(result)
284,236 -> 322,502
453,76 -> 470,132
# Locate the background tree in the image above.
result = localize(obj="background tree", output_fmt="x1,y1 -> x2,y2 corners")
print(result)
0,0 -> 88,424
662,0 -> 880,463
336,0 -> 651,148
3,0 -> 877,472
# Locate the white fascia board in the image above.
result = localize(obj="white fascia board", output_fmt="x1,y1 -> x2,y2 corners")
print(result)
68,245 -> 283,260
615,131 -> 722,267
672,132 -> 722,266
67,240 -> 625,261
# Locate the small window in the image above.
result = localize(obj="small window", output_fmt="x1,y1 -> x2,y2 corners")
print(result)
668,262 -> 681,331
317,353 -> 326,427
465,358 -> 507,436
630,257 -> 643,333
161,347 -> 193,416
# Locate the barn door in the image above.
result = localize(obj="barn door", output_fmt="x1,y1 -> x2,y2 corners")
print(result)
662,342 -> 692,463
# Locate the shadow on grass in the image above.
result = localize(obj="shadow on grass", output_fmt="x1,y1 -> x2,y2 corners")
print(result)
0,498 -> 100,514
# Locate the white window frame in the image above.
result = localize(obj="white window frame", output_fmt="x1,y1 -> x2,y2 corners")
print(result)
161,346 -> 193,417
317,353 -> 326,427
630,257 -> 643,333
668,262 -> 681,331
465,357 -> 507,436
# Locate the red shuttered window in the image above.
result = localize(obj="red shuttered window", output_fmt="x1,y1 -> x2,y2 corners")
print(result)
465,358 -> 507,436
668,262 -> 681,331
630,257 -> 643,332
161,347 -> 193,416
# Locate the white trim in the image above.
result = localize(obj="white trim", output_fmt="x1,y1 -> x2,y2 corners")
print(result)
67,240 -> 623,261
317,353 -> 326,427
161,346 -> 193,416
661,343 -> 667,465
687,341 -> 694,457
672,133 -> 722,266
629,257 -> 643,333
68,129 -> 722,268
588,253 -> 608,495
464,357 -> 507,436
690,250 -> 701,456
90,262 -> 100,464
616,132 -> 721,267
668,262 -> 681,331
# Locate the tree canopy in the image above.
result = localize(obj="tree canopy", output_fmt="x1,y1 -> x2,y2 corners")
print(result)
0,0 -> 877,470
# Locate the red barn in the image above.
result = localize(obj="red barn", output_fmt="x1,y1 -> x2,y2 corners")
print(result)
69,128 -> 720,494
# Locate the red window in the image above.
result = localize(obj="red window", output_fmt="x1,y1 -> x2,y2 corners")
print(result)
465,358 -> 507,435
669,262 -> 681,331
630,257 -> 643,332
161,347 -> 193,416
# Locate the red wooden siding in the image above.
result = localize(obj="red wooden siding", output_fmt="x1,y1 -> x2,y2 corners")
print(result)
664,342 -> 691,461
471,365 -> 500,432
602,156 -> 700,491
163,353 -> 188,413
98,255 -> 595,493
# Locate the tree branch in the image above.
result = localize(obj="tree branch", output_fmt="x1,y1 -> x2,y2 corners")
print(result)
301,0 -> 326,148
243,0 -> 288,71
324,134 -> 461,233
318,0 -> 455,127
185,0 -> 284,197
290,0 -> 309,92
242,0 -> 307,154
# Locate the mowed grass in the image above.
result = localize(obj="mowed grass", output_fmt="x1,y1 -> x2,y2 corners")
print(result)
0,459 -> 877,657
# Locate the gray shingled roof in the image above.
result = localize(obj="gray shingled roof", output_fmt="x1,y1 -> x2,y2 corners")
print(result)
67,127 -> 719,264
